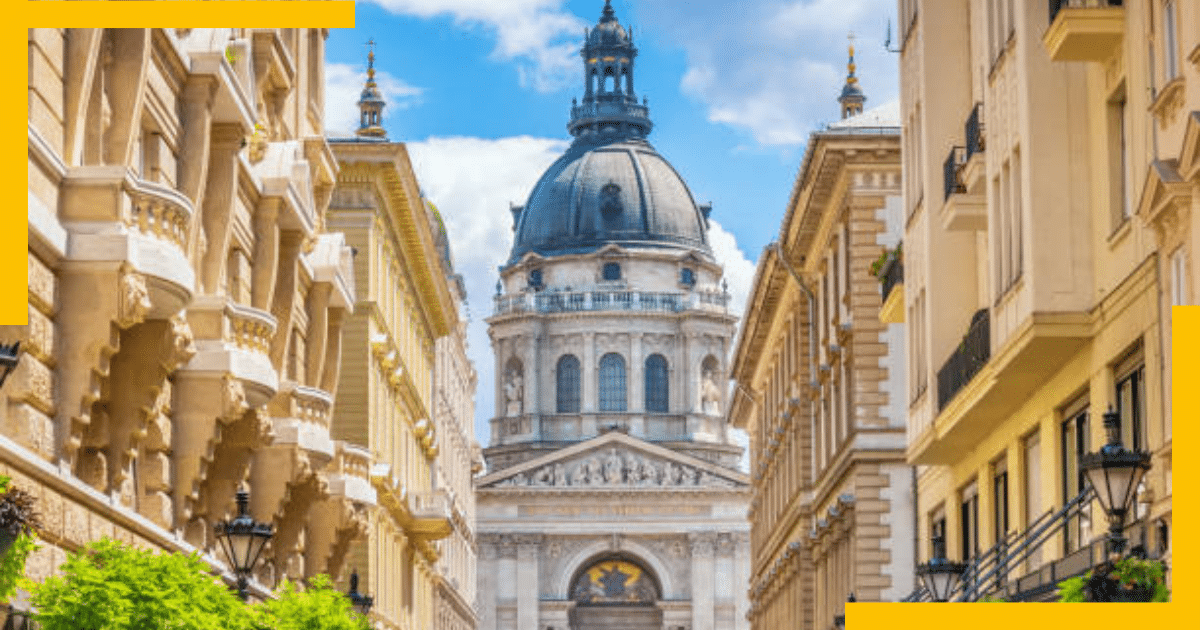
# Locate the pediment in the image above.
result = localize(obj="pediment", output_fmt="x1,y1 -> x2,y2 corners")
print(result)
477,431 -> 748,490
1137,159 -> 1192,237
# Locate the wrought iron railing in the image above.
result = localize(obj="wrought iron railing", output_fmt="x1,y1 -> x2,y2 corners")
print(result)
1050,0 -> 1124,22
965,103 -> 985,161
880,255 -> 903,303
936,308 -> 990,411
943,146 -> 966,201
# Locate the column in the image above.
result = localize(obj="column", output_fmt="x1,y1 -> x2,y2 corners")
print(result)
477,537 -> 499,630
690,532 -> 716,630
630,332 -> 644,415
526,322 -> 542,419
715,533 -> 735,624
734,532 -> 751,630
582,332 -> 596,414
497,536 -> 518,630
516,535 -> 542,630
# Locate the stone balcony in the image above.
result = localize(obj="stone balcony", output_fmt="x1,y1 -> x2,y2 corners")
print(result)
59,167 -> 197,317
1044,0 -> 1125,63
268,382 -> 336,466
182,295 -> 279,407
941,146 -> 986,232
324,442 -> 376,506
408,489 -> 453,541
493,288 -> 730,317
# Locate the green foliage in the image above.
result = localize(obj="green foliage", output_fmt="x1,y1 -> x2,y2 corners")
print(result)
977,594 -> 1007,602
259,574 -> 370,630
1111,556 -> 1170,602
868,245 -> 902,280
1057,574 -> 1088,602
1055,557 -> 1170,603
32,538 -> 257,630
0,474 -> 40,600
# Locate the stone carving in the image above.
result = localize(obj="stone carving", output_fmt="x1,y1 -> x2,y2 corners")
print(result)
221,375 -> 249,420
167,315 -> 197,369
117,270 -> 151,328
701,368 -> 721,416
504,367 -> 523,417
493,448 -> 737,489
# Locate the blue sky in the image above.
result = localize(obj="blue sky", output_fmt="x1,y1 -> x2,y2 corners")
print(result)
324,0 -> 900,445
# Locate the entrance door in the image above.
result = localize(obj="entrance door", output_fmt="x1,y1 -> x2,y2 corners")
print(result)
571,604 -> 663,630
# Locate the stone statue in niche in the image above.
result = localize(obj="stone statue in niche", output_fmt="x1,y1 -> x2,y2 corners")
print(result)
604,448 -> 624,484
701,368 -> 722,416
553,463 -> 568,486
504,367 -> 524,417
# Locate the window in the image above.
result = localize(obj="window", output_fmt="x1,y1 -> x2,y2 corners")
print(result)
929,507 -> 947,560
993,456 -> 1009,545
1024,431 -> 1042,570
1115,354 -> 1146,452
599,353 -> 627,412
1171,247 -> 1187,305
1061,402 -> 1091,553
1164,1 -> 1179,80
603,262 -> 622,281
644,354 -> 669,413
1109,90 -> 1131,227
960,480 -> 980,561
680,267 -> 695,286
528,268 -> 543,290
556,355 -> 581,413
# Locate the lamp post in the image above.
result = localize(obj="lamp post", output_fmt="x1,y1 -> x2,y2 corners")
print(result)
1080,406 -> 1151,559
0,341 -> 21,387
833,592 -> 854,629
214,488 -> 273,600
916,535 -> 966,602
346,569 -> 374,617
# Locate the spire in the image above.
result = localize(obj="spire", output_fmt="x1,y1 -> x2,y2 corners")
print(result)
569,1 -> 653,141
357,38 -> 387,139
838,33 -> 866,119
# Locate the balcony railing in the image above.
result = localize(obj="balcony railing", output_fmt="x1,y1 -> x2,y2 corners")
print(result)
943,146 -> 966,201
1,606 -> 36,630
1050,0 -> 1123,23
965,103 -> 986,161
936,308 -> 990,411
880,256 -> 903,304
494,289 -> 730,316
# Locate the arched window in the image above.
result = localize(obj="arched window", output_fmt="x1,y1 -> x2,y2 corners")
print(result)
644,354 -> 669,413
557,355 -> 581,413
599,353 -> 627,412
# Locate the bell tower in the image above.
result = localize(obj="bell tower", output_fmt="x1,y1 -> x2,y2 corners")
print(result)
357,39 -> 387,139
569,0 -> 653,139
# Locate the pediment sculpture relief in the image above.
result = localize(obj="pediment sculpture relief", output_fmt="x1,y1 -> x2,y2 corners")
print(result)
493,447 -> 735,488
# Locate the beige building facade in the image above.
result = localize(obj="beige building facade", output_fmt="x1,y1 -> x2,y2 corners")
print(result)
896,0 -> 1197,600
729,57 -> 912,630
13,27 -> 372,597
326,53 -> 463,630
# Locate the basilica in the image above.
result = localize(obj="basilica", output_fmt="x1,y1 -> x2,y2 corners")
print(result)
475,3 -> 751,630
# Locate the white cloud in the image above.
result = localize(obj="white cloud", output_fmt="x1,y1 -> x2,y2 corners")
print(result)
405,135 -> 569,442
366,0 -> 586,92
636,0 -> 899,146
707,219 -> 756,320
324,61 -> 425,137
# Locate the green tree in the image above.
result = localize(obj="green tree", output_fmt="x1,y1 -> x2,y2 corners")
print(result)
32,537 -> 257,630
0,474 -> 40,600
260,574 -> 370,630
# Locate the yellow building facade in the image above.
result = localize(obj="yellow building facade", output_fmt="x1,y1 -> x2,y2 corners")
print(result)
730,57 -> 912,629
327,51 -> 461,630
896,0 -> 1196,599
11,27 -> 371,597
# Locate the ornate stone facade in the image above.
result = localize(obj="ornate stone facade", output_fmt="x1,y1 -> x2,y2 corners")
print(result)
326,56 -> 463,629
12,28 -> 371,596
477,5 -> 750,630
729,62 -> 911,627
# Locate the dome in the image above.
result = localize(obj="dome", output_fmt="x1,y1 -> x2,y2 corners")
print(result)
508,137 -> 713,264
587,0 -> 629,48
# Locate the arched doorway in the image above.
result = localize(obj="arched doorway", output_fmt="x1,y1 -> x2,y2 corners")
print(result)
568,556 -> 663,630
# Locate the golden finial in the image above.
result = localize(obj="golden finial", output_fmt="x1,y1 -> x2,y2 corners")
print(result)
846,32 -> 858,85
366,38 -> 377,82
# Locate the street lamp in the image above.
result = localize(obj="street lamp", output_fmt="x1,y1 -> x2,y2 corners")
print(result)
214,487 -> 273,600
346,569 -> 374,617
916,535 -> 966,602
1081,406 -> 1151,558
0,341 -> 21,387
833,592 -> 854,629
